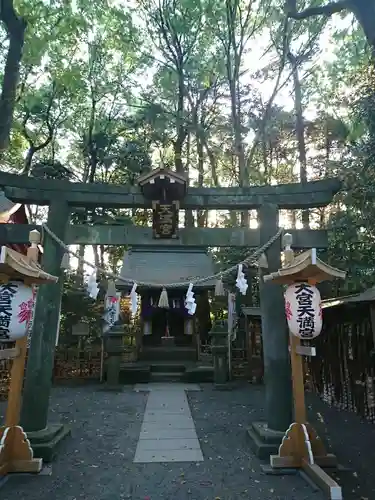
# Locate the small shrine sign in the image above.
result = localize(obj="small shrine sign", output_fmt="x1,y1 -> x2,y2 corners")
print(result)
152,201 -> 178,239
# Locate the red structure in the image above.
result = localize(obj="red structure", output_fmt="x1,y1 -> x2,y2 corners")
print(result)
0,192 -> 28,255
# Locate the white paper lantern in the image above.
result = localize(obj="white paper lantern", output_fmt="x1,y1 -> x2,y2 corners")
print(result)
0,281 -> 36,342
284,282 -> 322,339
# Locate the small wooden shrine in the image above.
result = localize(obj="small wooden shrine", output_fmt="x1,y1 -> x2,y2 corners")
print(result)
263,239 -> 346,500
117,168 -> 215,350
118,247 -> 215,346
0,230 -> 58,476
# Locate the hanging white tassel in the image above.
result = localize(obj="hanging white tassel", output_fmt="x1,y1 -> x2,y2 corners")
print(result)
158,287 -> 169,308
107,279 -> 117,297
185,283 -> 196,315
235,264 -> 248,295
214,276 -> 225,296
130,283 -> 138,315
87,271 -> 100,300
60,252 -> 70,270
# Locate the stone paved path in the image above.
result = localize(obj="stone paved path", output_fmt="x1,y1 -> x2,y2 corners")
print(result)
0,384 -> 331,500
133,383 -> 203,463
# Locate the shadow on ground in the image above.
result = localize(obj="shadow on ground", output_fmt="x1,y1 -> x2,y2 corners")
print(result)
0,383 -> 371,499
307,392 -> 375,500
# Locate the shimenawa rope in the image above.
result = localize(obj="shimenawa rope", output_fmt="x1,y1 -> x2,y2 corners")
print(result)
42,223 -> 284,288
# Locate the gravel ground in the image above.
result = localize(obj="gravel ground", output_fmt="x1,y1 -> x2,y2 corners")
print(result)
0,383 -> 371,500
306,393 -> 375,500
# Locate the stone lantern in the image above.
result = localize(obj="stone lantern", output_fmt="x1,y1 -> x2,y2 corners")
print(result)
210,320 -> 229,386
104,320 -> 125,387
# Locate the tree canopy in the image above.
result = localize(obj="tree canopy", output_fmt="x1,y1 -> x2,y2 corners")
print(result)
1,0 -> 374,297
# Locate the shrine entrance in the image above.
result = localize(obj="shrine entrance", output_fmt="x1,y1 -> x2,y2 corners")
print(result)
117,244 -> 216,356
0,167 -> 341,465
143,308 -> 188,347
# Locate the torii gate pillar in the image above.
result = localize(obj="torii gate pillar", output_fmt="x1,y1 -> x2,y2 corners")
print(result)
20,200 -> 71,461
247,204 -> 293,458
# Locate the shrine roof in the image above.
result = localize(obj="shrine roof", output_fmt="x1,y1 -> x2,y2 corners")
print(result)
0,245 -> 58,284
263,248 -> 346,285
322,287 -> 375,309
116,246 -> 216,290
137,167 -> 187,187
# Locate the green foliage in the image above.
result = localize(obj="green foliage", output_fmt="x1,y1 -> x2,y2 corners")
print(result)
59,271 -> 105,346
31,159 -> 73,180
1,0 -> 375,300
328,67 -> 375,294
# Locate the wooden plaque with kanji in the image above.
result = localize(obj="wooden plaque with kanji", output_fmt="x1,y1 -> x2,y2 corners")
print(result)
152,202 -> 178,239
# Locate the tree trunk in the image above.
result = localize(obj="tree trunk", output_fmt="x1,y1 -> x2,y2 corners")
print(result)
77,245 -> 85,277
196,133 -> 207,227
99,245 -> 105,268
23,145 -> 36,175
195,124 -> 219,186
350,0 -> 375,58
0,1 -> 27,152
174,68 -> 185,174
93,245 -> 100,269
229,78 -> 248,227
289,52 -> 309,228
184,131 -> 194,227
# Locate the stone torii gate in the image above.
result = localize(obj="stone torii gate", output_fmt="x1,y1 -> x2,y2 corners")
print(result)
0,170 -> 341,460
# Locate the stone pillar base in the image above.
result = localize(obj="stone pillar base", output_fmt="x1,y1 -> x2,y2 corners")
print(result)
247,421 -> 285,460
26,423 -> 71,462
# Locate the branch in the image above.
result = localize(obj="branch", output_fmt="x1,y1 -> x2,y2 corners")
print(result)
21,109 -> 33,146
287,0 -> 349,20
34,82 -> 56,152
246,16 -> 290,169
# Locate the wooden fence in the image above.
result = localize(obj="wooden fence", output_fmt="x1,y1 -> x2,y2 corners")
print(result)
307,298 -> 375,423
53,346 -> 104,381
239,296 -> 375,423
0,343 -> 105,400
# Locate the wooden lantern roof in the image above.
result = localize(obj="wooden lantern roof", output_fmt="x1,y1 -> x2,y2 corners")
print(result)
137,167 -> 187,201
263,248 -> 346,285
0,245 -> 58,285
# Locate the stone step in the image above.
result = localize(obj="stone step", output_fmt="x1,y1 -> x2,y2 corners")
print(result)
150,372 -> 184,383
151,363 -> 187,373
140,346 -> 197,362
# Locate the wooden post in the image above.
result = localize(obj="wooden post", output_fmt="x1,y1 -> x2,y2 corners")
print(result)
258,204 -> 292,431
5,336 -> 28,427
265,244 -> 344,499
0,340 -> 42,476
0,231 -> 56,476
21,200 -> 70,433
289,335 -> 307,424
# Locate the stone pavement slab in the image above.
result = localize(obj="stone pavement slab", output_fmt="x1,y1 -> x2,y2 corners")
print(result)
133,448 -> 204,463
134,382 -> 201,392
139,428 -> 198,439
137,438 -> 201,450
134,383 -> 204,463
